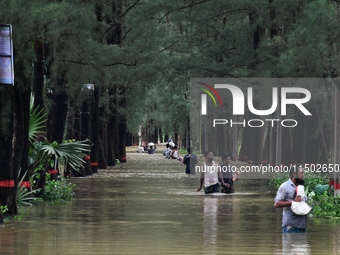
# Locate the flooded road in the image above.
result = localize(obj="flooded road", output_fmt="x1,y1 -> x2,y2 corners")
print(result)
1,148 -> 340,254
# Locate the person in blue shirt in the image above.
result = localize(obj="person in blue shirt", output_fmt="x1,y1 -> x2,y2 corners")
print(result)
274,166 -> 307,233
147,145 -> 156,154
163,143 -> 172,158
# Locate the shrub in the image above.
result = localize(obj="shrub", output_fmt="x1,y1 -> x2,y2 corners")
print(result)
41,176 -> 76,205
1,205 -> 8,214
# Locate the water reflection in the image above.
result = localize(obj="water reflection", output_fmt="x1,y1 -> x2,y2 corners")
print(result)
276,233 -> 310,255
203,196 -> 218,255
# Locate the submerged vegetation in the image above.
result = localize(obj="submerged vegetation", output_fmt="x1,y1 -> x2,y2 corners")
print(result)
40,175 -> 76,205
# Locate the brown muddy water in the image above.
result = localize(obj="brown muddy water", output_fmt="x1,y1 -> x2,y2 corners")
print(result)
1,146 -> 340,255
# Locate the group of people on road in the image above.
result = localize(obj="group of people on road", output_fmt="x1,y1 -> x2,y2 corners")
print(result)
163,142 -> 181,160
137,142 -> 157,154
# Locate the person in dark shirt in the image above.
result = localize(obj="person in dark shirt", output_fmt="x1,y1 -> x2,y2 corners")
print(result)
147,145 -> 156,154
220,154 -> 235,193
183,147 -> 198,174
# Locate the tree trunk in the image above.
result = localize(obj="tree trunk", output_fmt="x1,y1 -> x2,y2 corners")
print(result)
66,100 -> 75,139
106,0 -> 124,163
74,109 -> 81,141
174,132 -> 179,147
249,11 -> 266,51
99,88 -> 108,168
90,86 -> 100,173
119,115 -> 127,162
32,35 -> 45,111
304,112 -> 320,164
164,134 -> 169,143
10,86 -> 29,214
81,93 -> 92,174
107,112 -> 116,166
281,127 -> 292,166
118,85 -> 127,163
269,0 -> 282,39
315,106 -> 329,164
98,136 -> 107,169
291,111 -> 306,164
46,83 -> 68,143
113,88 -> 120,161
159,127 -> 163,143
0,84 -> 28,215
153,125 -> 158,144
333,82 -> 340,195
81,98 -> 91,140
275,115 -> 282,166
239,124 -> 251,162
0,87 -> 15,213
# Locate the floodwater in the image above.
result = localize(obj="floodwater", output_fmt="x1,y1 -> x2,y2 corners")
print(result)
1,148 -> 340,255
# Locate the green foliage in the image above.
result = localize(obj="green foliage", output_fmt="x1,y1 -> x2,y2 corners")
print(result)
178,148 -> 187,155
29,92 -> 90,173
1,205 -> 8,214
29,93 -> 47,143
39,140 -> 91,171
274,0 -> 340,78
41,177 -> 76,205
28,167 -> 76,205
13,215 -> 23,221
27,85 -> 85,207
308,190 -> 340,218
270,171 -> 330,189
16,185 -> 41,208
270,172 -> 340,218
303,172 -> 329,191
16,169 -> 41,208
269,173 -> 290,189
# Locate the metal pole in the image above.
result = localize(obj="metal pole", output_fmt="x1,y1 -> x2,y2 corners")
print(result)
334,82 -> 340,196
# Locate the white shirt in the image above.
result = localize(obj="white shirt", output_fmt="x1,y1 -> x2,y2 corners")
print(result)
203,161 -> 219,187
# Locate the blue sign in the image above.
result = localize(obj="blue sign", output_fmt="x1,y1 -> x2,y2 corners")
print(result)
0,25 -> 14,85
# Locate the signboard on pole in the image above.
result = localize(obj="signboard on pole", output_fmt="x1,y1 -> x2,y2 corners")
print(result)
0,24 -> 14,85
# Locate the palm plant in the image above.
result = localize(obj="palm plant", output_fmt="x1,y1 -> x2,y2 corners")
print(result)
29,93 -> 91,175
16,168 -> 41,208
31,139 -> 91,172
28,93 -> 91,204
29,94 -> 47,144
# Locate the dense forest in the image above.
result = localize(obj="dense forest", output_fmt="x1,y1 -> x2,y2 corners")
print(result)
1,0 -> 340,213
